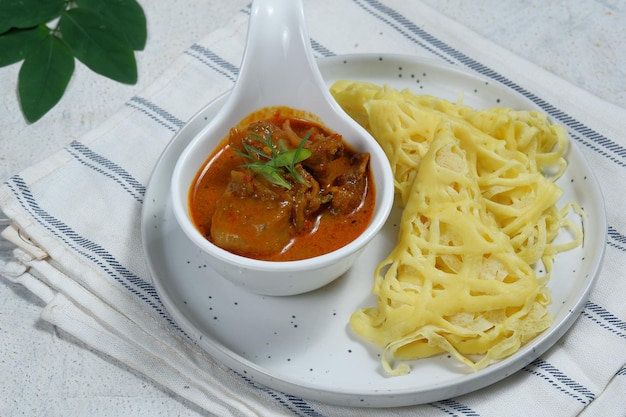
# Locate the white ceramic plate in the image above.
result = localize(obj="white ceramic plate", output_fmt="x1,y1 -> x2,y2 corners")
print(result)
141,54 -> 606,407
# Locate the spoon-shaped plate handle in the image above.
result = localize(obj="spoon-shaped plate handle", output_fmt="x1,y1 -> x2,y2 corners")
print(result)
226,0 -> 333,117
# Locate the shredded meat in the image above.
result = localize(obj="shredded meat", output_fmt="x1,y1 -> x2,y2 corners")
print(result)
301,133 -> 344,183
328,152 -> 370,214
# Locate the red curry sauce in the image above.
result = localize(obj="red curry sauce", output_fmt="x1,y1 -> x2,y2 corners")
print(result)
189,107 -> 375,261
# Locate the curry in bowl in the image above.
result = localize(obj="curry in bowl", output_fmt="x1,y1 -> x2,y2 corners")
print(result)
188,106 -> 375,261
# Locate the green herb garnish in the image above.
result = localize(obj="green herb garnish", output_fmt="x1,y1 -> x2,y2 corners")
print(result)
234,131 -> 312,189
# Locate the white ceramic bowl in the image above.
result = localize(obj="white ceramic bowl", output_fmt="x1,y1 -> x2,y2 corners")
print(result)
170,0 -> 394,296
171,114 -> 393,296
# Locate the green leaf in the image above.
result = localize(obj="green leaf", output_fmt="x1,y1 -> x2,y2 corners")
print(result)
0,25 -> 49,67
75,0 -> 147,50
252,166 -> 292,189
59,8 -> 137,84
0,0 -> 65,34
18,34 -> 75,123
273,148 -> 311,168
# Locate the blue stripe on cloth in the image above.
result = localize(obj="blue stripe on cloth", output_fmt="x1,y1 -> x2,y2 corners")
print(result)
568,131 -> 626,169
5,175 -> 188,338
310,39 -> 335,58
237,372 -> 330,417
431,398 -> 480,416
126,96 -> 186,132
352,0 -> 456,64
524,358 -> 595,405
67,141 -> 146,203
185,44 -> 239,82
608,226 -> 626,252
284,395 -> 330,417
583,301 -> 626,339
355,0 -> 626,167
191,44 -> 241,75
185,37 -> 333,77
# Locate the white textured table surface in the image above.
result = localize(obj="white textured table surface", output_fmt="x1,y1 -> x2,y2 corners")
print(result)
1,1 -> 624,416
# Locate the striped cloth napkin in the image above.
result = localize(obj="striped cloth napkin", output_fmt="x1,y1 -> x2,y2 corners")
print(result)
1,1 -> 625,416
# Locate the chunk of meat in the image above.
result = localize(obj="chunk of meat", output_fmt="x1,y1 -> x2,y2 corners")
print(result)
210,171 -> 292,256
328,152 -> 371,214
301,133 -> 344,185
229,121 -> 283,149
